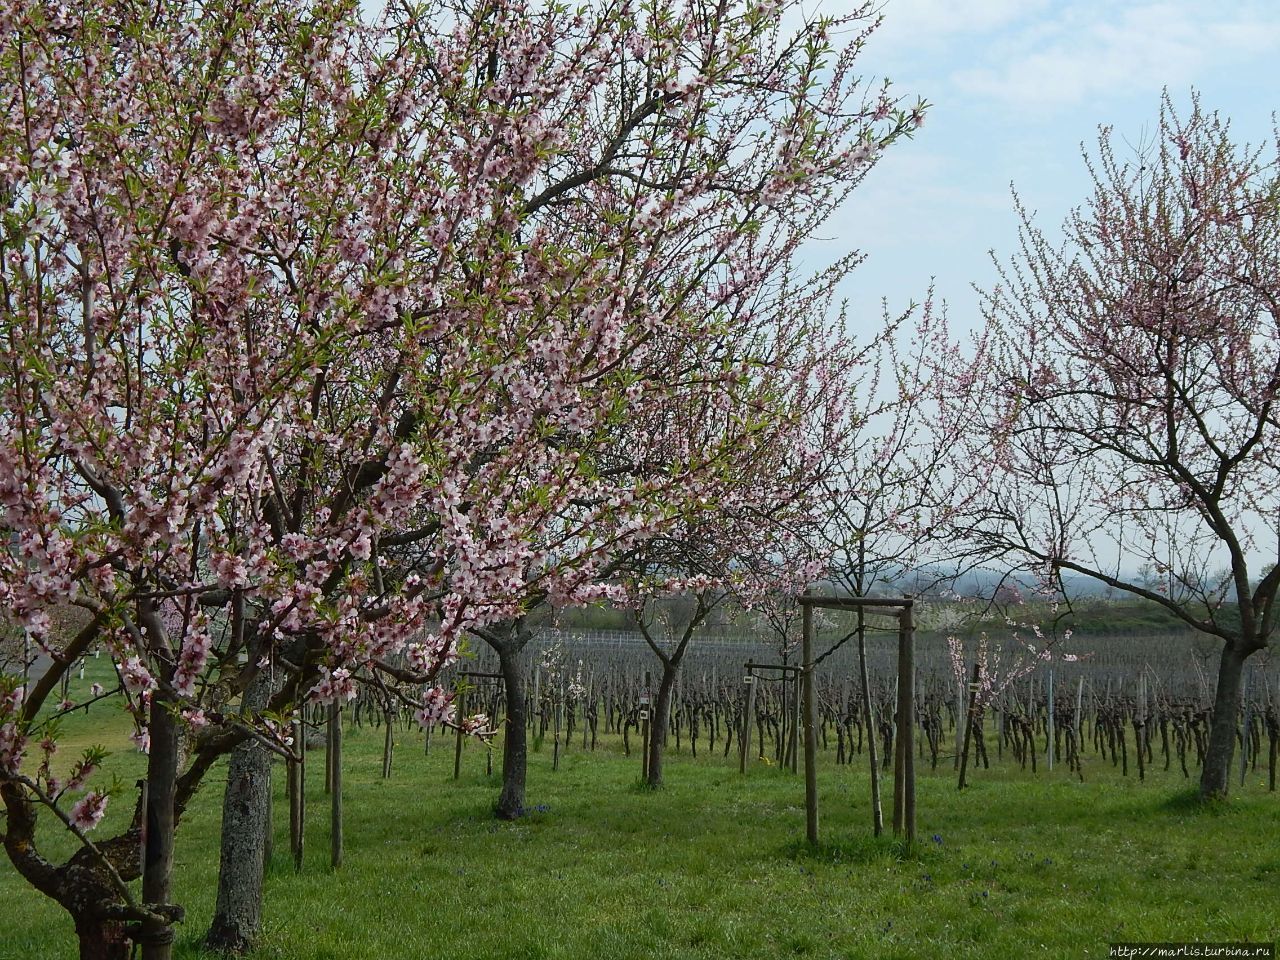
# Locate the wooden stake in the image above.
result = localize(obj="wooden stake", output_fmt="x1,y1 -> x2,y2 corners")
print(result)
802,598 -> 818,845
330,703 -> 342,871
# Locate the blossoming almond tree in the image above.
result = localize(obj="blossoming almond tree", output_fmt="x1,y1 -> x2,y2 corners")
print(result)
620,308 -> 861,788
1,0 -> 922,954
475,304 -> 854,814
814,300 -> 990,830
944,587 -> 1080,789
436,0 -> 923,816
944,94 -> 1280,802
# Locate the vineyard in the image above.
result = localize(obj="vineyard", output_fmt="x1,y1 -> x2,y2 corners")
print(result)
340,623 -> 1280,796
3,618 -> 1279,958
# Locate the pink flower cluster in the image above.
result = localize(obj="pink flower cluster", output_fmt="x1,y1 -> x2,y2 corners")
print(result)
0,720 -> 25,776
69,791 -> 109,832
173,623 -> 213,697
308,667 -> 357,706
119,658 -> 157,696
413,687 -> 455,729
0,683 -> 26,775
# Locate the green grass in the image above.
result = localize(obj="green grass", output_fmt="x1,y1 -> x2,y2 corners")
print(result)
1,666 -> 1277,959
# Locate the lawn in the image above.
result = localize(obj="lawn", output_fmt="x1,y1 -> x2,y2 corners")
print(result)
1,663 -> 1277,959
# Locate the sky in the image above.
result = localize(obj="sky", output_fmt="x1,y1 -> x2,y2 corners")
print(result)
817,0 -> 1280,343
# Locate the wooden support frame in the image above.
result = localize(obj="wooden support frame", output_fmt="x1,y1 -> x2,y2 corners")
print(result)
454,671 -> 504,780
740,662 -> 802,775
797,594 -> 916,846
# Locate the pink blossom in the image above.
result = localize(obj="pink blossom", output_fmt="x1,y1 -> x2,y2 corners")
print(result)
308,667 -> 357,706
69,791 -> 108,832
0,721 -> 26,775
119,658 -> 156,696
173,625 -> 213,697
413,686 -> 455,728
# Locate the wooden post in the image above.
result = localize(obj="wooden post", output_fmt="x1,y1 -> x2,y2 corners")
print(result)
1137,674 -> 1147,782
289,717 -> 304,872
958,662 -> 980,790
287,731 -> 298,856
778,664 -> 789,767
856,604 -> 883,836
453,686 -> 466,780
640,671 -> 651,782
1076,676 -> 1085,744
739,672 -> 754,774
802,599 -> 818,845
1047,665 -> 1055,771
324,705 -> 333,795
330,703 -> 342,870
892,668 -> 904,837
382,710 -> 394,779
997,689 -> 1005,761
792,667 -> 802,775
894,604 -> 916,844
553,687 -> 562,773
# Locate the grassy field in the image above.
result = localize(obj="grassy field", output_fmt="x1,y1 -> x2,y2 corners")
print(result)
1,661 -> 1277,959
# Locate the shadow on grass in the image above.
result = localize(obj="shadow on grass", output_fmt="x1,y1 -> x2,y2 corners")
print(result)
782,833 -> 924,866
1159,787 -> 1234,817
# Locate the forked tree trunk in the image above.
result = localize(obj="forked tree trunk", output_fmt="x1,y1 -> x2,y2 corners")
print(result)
206,669 -> 274,953
3,739 -> 173,960
1200,643 -> 1249,800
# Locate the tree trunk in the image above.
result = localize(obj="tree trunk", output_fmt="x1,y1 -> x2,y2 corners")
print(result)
646,662 -> 679,788
3,759 -> 161,960
140,691 -> 180,960
206,670 -> 274,953
496,641 -> 528,820
76,917 -> 131,960
1200,643 -> 1249,800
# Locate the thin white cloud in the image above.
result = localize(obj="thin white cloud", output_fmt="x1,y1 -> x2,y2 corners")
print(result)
873,0 -> 1047,43
951,2 -> 1280,109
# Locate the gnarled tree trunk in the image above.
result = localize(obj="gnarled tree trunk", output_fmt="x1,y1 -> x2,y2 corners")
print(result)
206,669 -> 274,953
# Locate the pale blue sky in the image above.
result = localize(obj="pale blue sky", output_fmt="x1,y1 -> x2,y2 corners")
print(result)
821,0 -> 1280,342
